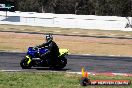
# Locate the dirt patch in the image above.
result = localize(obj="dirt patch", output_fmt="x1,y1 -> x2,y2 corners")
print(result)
0,32 -> 132,56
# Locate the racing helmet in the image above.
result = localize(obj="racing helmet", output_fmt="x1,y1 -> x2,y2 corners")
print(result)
45,34 -> 53,42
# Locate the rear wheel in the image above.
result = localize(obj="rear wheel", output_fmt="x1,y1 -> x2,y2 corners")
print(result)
20,57 -> 32,69
53,57 -> 67,70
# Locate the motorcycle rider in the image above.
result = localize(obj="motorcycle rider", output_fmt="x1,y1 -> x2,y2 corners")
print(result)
36,34 -> 60,66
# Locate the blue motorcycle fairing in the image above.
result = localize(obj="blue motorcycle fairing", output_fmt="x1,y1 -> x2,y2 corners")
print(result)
27,47 -> 49,58
39,48 -> 49,54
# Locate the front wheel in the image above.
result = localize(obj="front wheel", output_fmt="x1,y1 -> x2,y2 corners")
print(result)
20,57 -> 32,69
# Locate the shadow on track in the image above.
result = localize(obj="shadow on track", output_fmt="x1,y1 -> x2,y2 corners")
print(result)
34,67 -> 70,71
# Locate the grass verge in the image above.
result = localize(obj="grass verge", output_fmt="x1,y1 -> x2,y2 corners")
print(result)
0,72 -> 131,88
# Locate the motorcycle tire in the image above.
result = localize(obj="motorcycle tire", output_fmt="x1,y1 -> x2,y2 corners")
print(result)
20,57 -> 32,69
53,57 -> 67,70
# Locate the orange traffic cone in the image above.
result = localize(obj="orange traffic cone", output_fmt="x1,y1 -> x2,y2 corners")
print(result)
84,71 -> 88,78
82,67 -> 89,78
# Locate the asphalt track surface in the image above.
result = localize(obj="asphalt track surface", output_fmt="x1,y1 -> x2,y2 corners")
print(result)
0,52 -> 132,73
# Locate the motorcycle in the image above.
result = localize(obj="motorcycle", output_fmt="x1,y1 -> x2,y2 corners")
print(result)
20,47 -> 68,69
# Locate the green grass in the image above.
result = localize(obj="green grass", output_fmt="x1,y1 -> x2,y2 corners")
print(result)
0,72 -> 131,88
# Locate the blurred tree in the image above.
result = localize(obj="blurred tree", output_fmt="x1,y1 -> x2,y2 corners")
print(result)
2,0 -> 131,16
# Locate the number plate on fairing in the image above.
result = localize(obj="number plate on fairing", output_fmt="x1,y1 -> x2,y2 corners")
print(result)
32,58 -> 41,60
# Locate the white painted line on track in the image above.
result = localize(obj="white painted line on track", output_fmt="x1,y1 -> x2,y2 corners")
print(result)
67,71 -> 132,77
1,70 -> 132,76
71,54 -> 132,57
0,50 -> 24,53
1,70 -> 22,72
